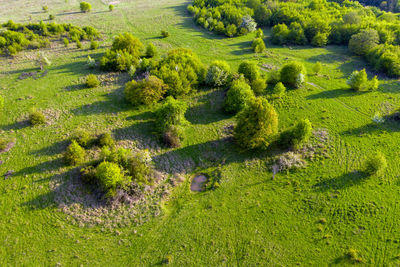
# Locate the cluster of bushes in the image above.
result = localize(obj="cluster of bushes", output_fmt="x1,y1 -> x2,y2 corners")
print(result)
0,20 -> 99,55
64,129 -> 154,199
347,69 -> 379,91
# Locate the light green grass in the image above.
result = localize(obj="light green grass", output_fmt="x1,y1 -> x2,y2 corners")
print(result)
1,0 -> 400,265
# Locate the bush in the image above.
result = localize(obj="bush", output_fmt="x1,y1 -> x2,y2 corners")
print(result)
224,77 -> 255,114
252,38 -> 266,53
346,69 -> 368,91
280,61 -> 306,88
255,28 -> 264,38
125,76 -> 166,106
234,97 -> 278,150
238,61 -> 260,82
364,152 -> 387,176
80,165 -> 96,184
71,128 -> 91,147
162,125 -> 184,148
311,32 -> 328,47
267,70 -> 281,85
278,119 -> 312,149
63,38 -> 69,47
271,24 -> 289,45
42,6 -> 48,12
273,82 -> 286,97
80,2 -> 92,12
251,78 -> 266,95
161,30 -> 169,38
205,60 -> 231,87
90,40 -> 98,50
99,49 -> 138,71
48,14 -> 55,20
127,150 -> 153,184
155,96 -> 188,139
29,109 -> 46,125
109,4 -> 114,11
65,140 -> 85,165
98,133 -> 115,147
101,146 -> 130,168
349,29 -> 379,56
145,43 -> 157,58
76,40 -> 82,49
96,161 -> 129,198
86,74 -> 100,88
86,55 -> 96,68
240,15 -> 257,33
313,62 -> 322,74
369,76 -> 379,91
111,32 -> 144,59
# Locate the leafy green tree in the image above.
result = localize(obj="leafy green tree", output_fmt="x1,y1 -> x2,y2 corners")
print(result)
349,29 -> 379,56
272,24 -> 289,44
364,152 -> 387,176
273,82 -> 286,97
278,119 -> 312,149
96,161 -> 129,198
224,77 -> 255,114
125,76 -> 166,106
234,97 -> 278,150
346,69 -> 368,91
252,38 -> 266,53
145,43 -> 157,58
238,61 -> 260,82
205,60 -> 231,87
64,140 -> 85,165
80,2 -> 91,12
111,32 -> 144,59
313,62 -> 322,74
280,61 -> 306,88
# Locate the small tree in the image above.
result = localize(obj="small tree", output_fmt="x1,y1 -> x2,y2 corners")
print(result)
252,38 -> 266,53
145,43 -> 157,58
349,29 -> 379,56
161,30 -> 169,38
278,119 -> 312,149
98,132 -> 115,148
125,76 -> 166,106
280,61 -> 306,88
65,140 -> 86,165
313,62 -> 322,75
224,78 -> 255,114
96,161 -> 129,198
238,61 -> 260,82
251,78 -> 266,95
369,76 -> 379,91
364,152 -> 387,176
255,28 -> 264,38
234,97 -> 278,150
347,69 -> 368,91
86,74 -> 100,88
273,82 -> 286,97
109,4 -> 114,11
205,60 -> 231,87
80,2 -> 92,12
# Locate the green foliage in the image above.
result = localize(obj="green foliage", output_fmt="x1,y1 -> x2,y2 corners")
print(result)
111,32 -> 144,59
76,40 -> 82,49
64,140 -> 85,165
48,14 -> 55,20
124,76 -> 166,106
145,43 -> 157,58
224,77 -> 255,114
346,69 -> 369,91
367,44 -> 400,77
272,24 -> 289,45
155,96 -> 188,134
251,78 -> 266,95
238,61 -> 259,82
29,109 -> 46,125
205,60 -> 231,87
80,2 -> 91,12
86,74 -> 100,88
0,95 -> 4,113
349,29 -> 379,56
80,165 -> 96,184
225,24 -> 237,37
364,152 -> 387,176
313,62 -> 322,74
42,6 -> 48,12
161,30 -> 170,38
109,4 -> 114,11
311,32 -> 328,47
162,125 -> 184,148
234,97 -> 278,150
255,28 -> 264,38
95,161 -> 129,198
280,61 -> 306,88
101,146 -> 130,168
369,76 -> 379,91
152,48 -> 205,97
63,38 -> 69,47
90,40 -> 98,50
86,55 -> 96,68
71,128 -> 92,147
252,38 -> 266,53
127,150 -> 153,184
278,119 -> 312,149
272,82 -> 286,97
98,133 -> 115,148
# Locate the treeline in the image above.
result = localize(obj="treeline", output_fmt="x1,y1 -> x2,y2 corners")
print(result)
338,0 -> 400,12
188,0 -> 400,76
0,20 -> 99,55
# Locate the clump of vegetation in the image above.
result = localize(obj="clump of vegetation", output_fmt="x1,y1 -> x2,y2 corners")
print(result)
86,74 -> 100,88
278,119 -> 312,149
155,96 -> 188,147
90,40 -> 98,50
65,140 -> 86,165
251,78 -> 266,95
224,77 -> 254,114
363,152 -> 387,176
275,151 -> 307,172
161,30 -> 169,38
42,6 -> 48,12
272,82 -> 286,97
347,69 -> 378,91
238,61 -> 260,82
346,248 -> 364,264
234,97 -> 278,150
145,43 -> 157,58
127,150 -> 153,184
109,4 -> 114,11
313,62 -> 322,75
252,38 -> 266,53
96,161 -> 129,198
124,76 -> 166,106
80,2 -> 92,12
48,14 -> 55,20
98,133 -> 115,148
280,61 -> 306,88
349,29 -> 379,56
86,55 -> 96,68
0,95 -> 4,112
71,128 -> 92,147
76,40 -> 82,49
205,60 -> 231,87
29,109 -> 46,125
63,38 -> 69,47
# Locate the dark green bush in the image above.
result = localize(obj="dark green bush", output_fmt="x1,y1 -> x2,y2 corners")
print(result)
95,161 -> 129,198
71,128 -> 92,147
127,150 -> 153,184
278,119 -> 312,149
234,97 -> 278,150
251,78 -> 266,95
111,32 -> 143,58
109,4 -> 114,11
124,76 -> 166,106
252,38 -> 266,53
238,61 -> 260,82
86,74 -> 100,88
90,40 -> 98,50
364,152 -> 387,176
80,165 -> 96,184
205,60 -> 231,87
29,109 -> 46,125
349,29 -> 379,56
145,43 -> 157,58
65,140 -> 85,165
272,82 -> 286,97
161,30 -> 170,38
101,146 -> 130,168
280,61 -> 306,88
80,2 -> 91,12
162,125 -> 184,148
224,77 -> 255,114
98,133 -> 115,148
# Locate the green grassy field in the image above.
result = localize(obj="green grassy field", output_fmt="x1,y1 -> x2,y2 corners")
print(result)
1,0 -> 400,265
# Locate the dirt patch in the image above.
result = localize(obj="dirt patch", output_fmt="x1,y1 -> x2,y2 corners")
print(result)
18,70 -> 48,80
0,140 -> 15,154
190,174 -> 208,192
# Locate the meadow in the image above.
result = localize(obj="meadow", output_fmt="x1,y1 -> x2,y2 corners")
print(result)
1,0 -> 400,265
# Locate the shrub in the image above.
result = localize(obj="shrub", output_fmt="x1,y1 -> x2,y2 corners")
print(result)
111,32 -> 144,59
311,32 -> 328,47
273,82 -> 286,97
278,119 -> 312,149
240,15 -> 257,33
65,140 -> 85,165
80,165 -> 96,184
364,152 -> 387,176
280,61 -> 306,88
205,60 -> 231,87
95,161 -> 129,198
255,28 -> 264,38
76,40 -> 82,49
238,61 -> 260,82
42,6 -> 48,12
127,150 -> 153,184
63,38 -> 69,47
346,69 -> 368,91
313,62 -> 322,74
251,78 -> 266,95
48,14 -> 55,20
71,128 -> 91,147
86,55 -> 96,68
80,2 -> 92,12
349,29 -> 379,56
125,76 -> 166,106
272,24 -> 289,45
268,70 -> 281,85
101,146 -> 130,168
29,109 -> 46,125
109,4 -> 114,11
369,76 -> 379,91
145,43 -> 157,58
225,24 -> 237,37
252,38 -> 266,53
98,133 -> 115,147
155,96 -> 188,136
162,125 -> 184,148
161,30 -> 169,38
90,40 -> 98,50
224,77 -> 255,114
234,97 -> 278,150
86,74 -> 100,88
99,49 -> 138,71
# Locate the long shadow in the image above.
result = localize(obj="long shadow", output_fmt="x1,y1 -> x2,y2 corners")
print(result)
30,140 -> 70,156
13,157 -> 64,177
341,119 -> 400,136
313,171 -> 369,192
0,120 -> 29,131
56,11 -> 82,16
379,81 -> 400,94
306,88 -> 362,100
227,40 -> 254,56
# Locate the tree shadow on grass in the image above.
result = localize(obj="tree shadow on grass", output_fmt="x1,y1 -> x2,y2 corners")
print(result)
227,40 -> 254,56
0,120 -> 30,131
13,157 -> 65,178
30,139 -> 70,156
341,119 -> 400,136
313,171 -> 369,192
56,11 -> 82,16
306,88 -> 362,100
